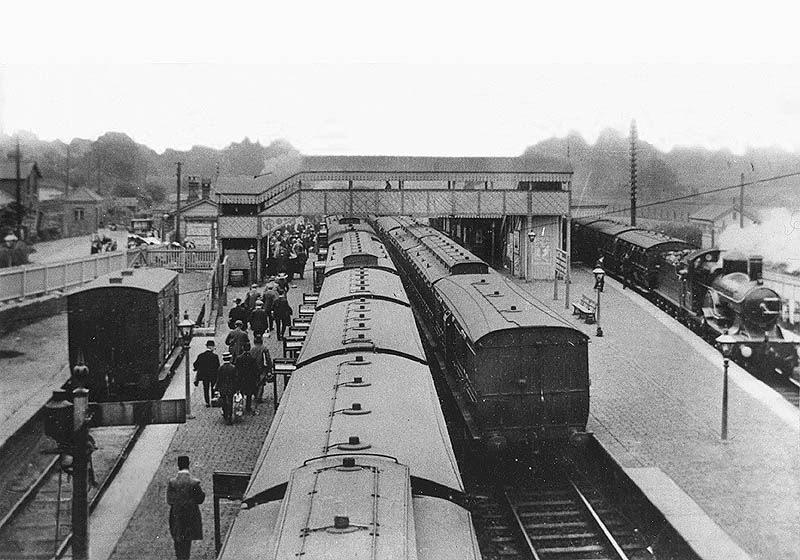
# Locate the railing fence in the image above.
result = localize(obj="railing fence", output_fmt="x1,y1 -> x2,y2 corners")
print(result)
1,248 -> 219,303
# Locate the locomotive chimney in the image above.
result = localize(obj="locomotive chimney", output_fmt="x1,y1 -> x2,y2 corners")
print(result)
748,255 -> 763,284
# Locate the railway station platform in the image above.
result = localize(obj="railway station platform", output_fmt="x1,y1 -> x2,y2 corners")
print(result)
507,267 -> 799,560
80,267 -> 314,560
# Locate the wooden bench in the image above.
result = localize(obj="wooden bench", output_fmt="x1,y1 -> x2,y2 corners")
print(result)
572,294 -> 597,324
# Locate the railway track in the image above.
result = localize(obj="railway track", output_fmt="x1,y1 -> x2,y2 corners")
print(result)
469,459 -> 655,560
0,422 -> 139,559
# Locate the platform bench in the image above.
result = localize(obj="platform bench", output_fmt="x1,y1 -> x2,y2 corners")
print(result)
572,294 -> 597,324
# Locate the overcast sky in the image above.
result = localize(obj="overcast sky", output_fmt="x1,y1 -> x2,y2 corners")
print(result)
2,1 -> 799,156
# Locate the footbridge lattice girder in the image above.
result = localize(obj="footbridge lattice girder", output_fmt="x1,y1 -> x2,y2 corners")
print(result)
219,189 -> 568,238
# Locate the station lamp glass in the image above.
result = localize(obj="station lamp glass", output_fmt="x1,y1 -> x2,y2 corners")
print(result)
715,331 -> 737,359
527,230 -> 536,243
592,267 -> 605,291
247,246 -> 256,262
178,311 -> 196,346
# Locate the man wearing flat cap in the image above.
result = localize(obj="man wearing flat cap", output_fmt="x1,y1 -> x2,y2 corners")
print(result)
166,455 -> 205,559
192,340 -> 219,407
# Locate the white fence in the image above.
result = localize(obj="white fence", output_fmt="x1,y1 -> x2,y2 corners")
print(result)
0,248 -> 219,304
143,248 -> 217,272
0,251 -> 129,303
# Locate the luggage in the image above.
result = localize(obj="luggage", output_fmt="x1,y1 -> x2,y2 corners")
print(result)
210,390 -> 221,407
232,391 -> 245,422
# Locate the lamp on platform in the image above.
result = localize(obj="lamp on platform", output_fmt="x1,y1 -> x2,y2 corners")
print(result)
715,330 -> 737,441
247,246 -> 257,285
592,267 -> 605,337
178,311 -> 196,419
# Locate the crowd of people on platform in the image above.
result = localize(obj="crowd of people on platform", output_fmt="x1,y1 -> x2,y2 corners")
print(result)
265,222 -> 317,279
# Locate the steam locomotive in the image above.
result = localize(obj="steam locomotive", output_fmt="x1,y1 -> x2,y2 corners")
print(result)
574,218 -> 800,380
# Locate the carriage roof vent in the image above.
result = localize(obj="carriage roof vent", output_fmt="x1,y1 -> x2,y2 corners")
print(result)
109,277 -> 123,284
121,269 -> 135,276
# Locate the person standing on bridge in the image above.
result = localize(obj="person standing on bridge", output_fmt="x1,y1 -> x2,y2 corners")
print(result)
166,455 -> 205,560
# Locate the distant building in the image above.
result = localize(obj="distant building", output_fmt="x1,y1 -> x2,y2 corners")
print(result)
689,204 -> 761,248
0,161 -> 42,238
165,176 -> 217,248
63,187 -> 106,236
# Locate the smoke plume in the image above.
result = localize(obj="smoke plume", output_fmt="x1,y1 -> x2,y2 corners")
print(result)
718,207 -> 800,274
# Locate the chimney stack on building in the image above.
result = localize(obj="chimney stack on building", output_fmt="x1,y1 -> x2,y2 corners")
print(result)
187,175 -> 200,202
201,178 -> 212,200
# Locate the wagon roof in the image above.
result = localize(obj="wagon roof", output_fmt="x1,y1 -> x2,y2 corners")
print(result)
316,267 -> 409,309
295,298 -> 426,367
71,268 -> 178,294
435,273 -> 587,343
419,233 -> 488,273
591,221 -> 641,236
616,229 -> 695,250
242,353 -> 463,501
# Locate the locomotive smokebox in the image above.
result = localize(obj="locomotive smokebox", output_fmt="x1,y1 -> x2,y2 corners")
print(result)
748,255 -> 763,284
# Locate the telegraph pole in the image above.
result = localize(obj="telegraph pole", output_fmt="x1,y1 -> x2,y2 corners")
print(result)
739,172 -> 745,229
15,137 -> 22,237
630,120 -> 638,226
175,162 -> 182,244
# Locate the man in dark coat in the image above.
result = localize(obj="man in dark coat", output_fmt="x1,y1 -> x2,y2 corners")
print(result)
235,346 -> 260,414
248,301 -> 269,337
215,352 -> 239,423
272,294 -> 293,340
225,321 -> 250,364
166,455 -> 205,560
250,334 -> 273,404
262,282 -> 278,332
228,298 -> 248,330
244,284 -> 260,312
292,238 -> 308,279
192,340 -> 219,407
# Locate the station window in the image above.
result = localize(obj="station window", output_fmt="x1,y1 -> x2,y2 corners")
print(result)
74,208 -> 85,221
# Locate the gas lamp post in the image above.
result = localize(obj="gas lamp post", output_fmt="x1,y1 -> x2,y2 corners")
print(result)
247,246 -> 257,285
592,266 -> 605,337
715,330 -> 737,441
178,311 -> 196,419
